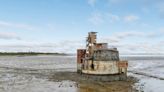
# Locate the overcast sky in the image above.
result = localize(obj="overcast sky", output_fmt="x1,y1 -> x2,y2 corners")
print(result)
0,0 -> 164,54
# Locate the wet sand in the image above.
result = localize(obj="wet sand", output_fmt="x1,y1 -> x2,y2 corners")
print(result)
1,55 -> 163,92
49,72 -> 138,92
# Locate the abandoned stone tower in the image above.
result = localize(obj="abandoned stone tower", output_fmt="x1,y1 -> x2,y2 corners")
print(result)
77,32 -> 128,81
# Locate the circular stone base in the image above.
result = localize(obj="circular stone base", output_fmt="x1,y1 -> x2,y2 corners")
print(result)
80,73 -> 127,82
50,72 -> 127,82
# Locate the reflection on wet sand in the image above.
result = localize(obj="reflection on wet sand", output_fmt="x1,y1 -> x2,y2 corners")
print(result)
50,72 -> 137,92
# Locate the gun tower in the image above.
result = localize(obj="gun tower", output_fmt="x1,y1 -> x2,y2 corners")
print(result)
77,32 -> 128,81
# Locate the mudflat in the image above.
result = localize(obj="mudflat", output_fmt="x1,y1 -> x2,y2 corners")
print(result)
1,55 -> 164,92
50,72 -> 138,92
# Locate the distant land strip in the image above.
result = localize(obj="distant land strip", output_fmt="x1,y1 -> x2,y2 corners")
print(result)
0,52 -> 68,56
121,53 -> 164,55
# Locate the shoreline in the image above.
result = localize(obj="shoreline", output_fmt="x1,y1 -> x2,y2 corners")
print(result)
0,52 -> 69,56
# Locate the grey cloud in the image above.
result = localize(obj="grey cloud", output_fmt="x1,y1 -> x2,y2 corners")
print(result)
1,40 -> 163,54
97,31 -> 164,53
0,44 -> 58,53
0,32 -> 21,40
113,31 -> 163,40
0,40 -> 85,53
114,42 -> 164,54
98,31 -> 162,45
0,30 -> 163,53
146,32 -> 162,38
47,34 -> 162,53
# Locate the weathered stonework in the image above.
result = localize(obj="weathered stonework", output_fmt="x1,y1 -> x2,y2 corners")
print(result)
77,32 -> 128,81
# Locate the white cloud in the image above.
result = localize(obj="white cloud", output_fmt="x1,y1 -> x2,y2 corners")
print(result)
99,31 -> 144,45
108,0 -> 122,3
99,37 -> 119,43
88,12 -> 121,25
97,30 -> 164,54
159,41 -> 164,46
0,30 -> 163,54
97,30 -> 163,46
87,0 -> 97,7
121,42 -> 164,54
157,1 -> 164,18
0,32 -> 21,40
160,27 -> 164,32
0,21 -> 37,31
106,13 -> 120,22
113,31 -> 144,39
113,31 -> 164,40
89,12 -> 141,25
0,40 -> 85,53
46,23 -> 57,31
124,15 -> 139,22
88,13 -> 104,25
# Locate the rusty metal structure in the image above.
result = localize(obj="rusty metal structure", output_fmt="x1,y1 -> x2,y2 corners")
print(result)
77,32 -> 128,81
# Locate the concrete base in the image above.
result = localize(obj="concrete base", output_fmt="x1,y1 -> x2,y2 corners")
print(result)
81,73 -> 127,82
